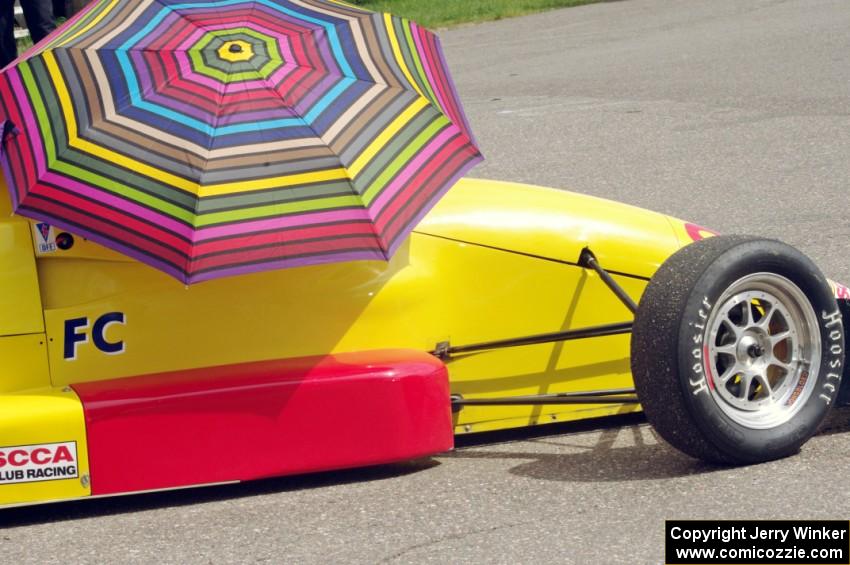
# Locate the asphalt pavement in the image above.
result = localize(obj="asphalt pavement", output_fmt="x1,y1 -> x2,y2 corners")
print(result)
456,0 -> 850,282
3,1 -> 850,563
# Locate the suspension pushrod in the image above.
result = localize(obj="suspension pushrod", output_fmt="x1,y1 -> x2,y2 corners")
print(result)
432,321 -> 632,359
579,249 -> 638,314
452,391 -> 640,406
432,249 -> 638,360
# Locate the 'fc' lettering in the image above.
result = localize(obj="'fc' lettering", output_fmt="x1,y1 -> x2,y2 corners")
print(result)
64,312 -> 126,360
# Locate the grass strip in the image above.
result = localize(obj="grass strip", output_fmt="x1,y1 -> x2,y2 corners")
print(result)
349,0 -> 612,29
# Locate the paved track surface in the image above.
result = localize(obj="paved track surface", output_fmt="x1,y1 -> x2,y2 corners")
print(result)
3,1 -> 850,563
459,0 -> 850,281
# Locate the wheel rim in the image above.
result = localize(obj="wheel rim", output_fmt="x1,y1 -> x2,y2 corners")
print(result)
703,273 -> 821,429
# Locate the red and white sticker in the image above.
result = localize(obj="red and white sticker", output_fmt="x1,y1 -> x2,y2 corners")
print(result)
32,222 -> 57,254
830,279 -> 850,300
684,222 -> 719,242
0,441 -> 79,485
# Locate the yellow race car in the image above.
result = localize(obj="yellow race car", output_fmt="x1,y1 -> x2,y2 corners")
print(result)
1,176 -> 847,507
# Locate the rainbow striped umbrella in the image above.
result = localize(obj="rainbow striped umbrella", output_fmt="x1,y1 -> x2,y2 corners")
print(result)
0,0 -> 482,283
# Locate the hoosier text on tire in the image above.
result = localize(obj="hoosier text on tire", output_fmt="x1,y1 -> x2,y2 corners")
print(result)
631,236 -> 844,464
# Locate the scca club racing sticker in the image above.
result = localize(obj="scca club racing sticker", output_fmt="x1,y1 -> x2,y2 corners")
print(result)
0,442 -> 79,485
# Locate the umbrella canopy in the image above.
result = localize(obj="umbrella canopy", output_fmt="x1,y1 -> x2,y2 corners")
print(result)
0,0 -> 482,283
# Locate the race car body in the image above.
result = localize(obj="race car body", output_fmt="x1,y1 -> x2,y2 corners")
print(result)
1,177 -> 846,507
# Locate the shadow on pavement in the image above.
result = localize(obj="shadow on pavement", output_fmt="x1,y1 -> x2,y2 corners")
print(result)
449,433 -> 719,482
5,408 -> 850,526
448,415 -> 719,482
0,458 -> 440,528
447,406 -> 850,483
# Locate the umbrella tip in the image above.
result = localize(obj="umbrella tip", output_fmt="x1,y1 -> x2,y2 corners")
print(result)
228,43 -> 243,54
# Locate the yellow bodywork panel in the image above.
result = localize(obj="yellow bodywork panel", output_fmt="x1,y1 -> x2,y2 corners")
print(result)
33,178 -> 684,433
0,176 -> 690,506
38,234 -> 644,432
0,217 -> 43,335
0,387 -> 90,506
0,334 -> 50,393
416,179 -> 682,279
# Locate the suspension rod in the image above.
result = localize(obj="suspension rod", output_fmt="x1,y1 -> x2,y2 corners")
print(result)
579,248 -> 638,314
431,248 -> 637,360
432,321 -> 632,359
451,389 -> 640,406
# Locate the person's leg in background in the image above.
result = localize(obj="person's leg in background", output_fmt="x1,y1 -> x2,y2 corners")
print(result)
20,0 -> 54,44
0,1 -> 17,68
52,0 -> 67,19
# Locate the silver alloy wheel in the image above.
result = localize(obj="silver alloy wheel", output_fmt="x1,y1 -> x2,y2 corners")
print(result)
703,273 -> 821,429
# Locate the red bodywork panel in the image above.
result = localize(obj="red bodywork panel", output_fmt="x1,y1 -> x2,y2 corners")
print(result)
71,350 -> 452,495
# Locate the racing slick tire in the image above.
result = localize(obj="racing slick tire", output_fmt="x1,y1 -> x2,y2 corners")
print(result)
631,235 -> 844,464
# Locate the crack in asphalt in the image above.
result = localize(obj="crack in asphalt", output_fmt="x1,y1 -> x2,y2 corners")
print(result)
377,519 -> 541,564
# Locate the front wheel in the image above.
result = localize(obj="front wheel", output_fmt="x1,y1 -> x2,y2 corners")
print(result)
631,235 -> 844,464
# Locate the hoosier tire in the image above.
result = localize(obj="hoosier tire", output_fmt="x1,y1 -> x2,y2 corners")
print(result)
631,235 -> 844,464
